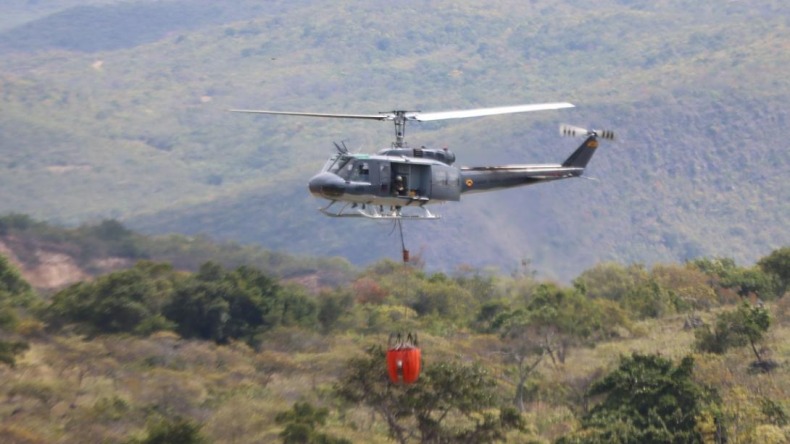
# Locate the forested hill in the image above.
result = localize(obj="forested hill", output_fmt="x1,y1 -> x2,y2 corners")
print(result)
0,212 -> 788,442
0,215 -> 353,291
0,0 -> 787,279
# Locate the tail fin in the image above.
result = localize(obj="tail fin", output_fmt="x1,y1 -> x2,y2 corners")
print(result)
562,136 -> 599,168
559,126 -> 614,168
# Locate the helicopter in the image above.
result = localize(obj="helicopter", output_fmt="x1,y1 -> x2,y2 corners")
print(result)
230,103 -> 614,220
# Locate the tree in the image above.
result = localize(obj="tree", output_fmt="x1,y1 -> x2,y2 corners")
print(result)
46,261 -> 177,335
336,346 -> 524,443
164,262 -> 317,344
497,320 -> 545,412
573,263 -> 678,319
0,255 -> 32,367
573,262 -> 646,303
650,263 -> 718,311
734,302 -> 771,366
695,301 -> 771,366
164,277 -> 233,343
722,267 -> 776,300
0,254 -> 35,307
621,277 -> 675,319
518,283 -> 624,365
758,246 -> 790,298
689,258 -> 778,301
317,289 -> 354,333
275,402 -> 351,444
487,284 -> 630,412
688,257 -> 738,280
558,353 -> 719,443
351,277 -> 388,304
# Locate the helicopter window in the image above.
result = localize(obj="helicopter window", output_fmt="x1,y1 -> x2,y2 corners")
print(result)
326,155 -> 352,177
349,161 -> 370,182
321,156 -> 339,172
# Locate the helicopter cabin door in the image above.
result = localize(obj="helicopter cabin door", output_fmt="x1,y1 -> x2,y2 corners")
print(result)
391,163 -> 431,198
430,164 -> 461,201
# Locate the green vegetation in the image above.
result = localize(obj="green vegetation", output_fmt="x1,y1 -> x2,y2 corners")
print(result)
337,346 -> 525,443
46,261 -> 179,335
759,247 -> 790,298
0,219 -> 787,442
0,253 -> 32,367
275,402 -> 351,444
0,2 -> 788,439
558,353 -> 715,443
0,0 -> 787,279
164,262 -> 317,345
695,301 -> 772,367
0,340 -> 28,367
134,417 -> 208,444
0,214 -> 354,287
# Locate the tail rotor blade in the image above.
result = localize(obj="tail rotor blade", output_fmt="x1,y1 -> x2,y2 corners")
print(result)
560,124 -> 590,138
598,129 -> 616,141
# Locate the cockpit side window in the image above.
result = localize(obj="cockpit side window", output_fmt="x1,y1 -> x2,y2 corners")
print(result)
348,161 -> 370,182
337,161 -> 353,180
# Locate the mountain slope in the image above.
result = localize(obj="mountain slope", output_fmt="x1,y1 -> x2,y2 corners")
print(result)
0,0 -> 787,279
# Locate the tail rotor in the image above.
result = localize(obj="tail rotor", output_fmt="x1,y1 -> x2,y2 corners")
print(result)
560,124 -> 615,141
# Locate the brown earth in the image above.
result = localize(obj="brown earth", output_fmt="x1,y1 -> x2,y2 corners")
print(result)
0,238 -> 130,290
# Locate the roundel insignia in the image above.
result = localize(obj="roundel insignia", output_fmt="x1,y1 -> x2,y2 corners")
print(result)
465,178 -> 474,187
587,140 -> 599,149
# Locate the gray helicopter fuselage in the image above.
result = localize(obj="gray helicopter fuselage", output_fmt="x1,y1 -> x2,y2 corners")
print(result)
307,137 -> 597,208
308,150 -> 461,207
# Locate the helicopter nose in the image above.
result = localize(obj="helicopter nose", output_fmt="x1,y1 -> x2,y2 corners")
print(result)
308,172 -> 346,199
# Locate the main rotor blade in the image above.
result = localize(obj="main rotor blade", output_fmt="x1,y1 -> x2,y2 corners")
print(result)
412,102 -> 574,122
228,109 -> 390,121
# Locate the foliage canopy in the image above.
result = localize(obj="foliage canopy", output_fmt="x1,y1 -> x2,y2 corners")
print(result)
558,353 -> 717,444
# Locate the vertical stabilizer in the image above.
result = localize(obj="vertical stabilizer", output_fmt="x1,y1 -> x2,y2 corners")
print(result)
562,136 -> 599,168
559,126 -> 614,168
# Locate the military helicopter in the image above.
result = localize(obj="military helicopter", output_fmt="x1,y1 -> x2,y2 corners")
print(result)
231,103 -> 613,220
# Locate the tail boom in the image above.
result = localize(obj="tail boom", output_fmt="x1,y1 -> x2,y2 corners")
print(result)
460,129 -> 610,194
460,165 -> 584,194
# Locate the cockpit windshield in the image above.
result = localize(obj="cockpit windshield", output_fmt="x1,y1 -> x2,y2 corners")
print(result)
322,155 -> 371,182
322,154 -> 352,177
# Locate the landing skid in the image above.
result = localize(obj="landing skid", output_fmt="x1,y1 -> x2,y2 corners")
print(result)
319,201 -> 440,220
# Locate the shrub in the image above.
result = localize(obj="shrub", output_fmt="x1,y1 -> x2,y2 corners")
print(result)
558,353 -> 719,443
135,417 -> 207,444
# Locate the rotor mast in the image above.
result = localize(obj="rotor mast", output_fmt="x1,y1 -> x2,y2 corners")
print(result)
392,111 -> 408,147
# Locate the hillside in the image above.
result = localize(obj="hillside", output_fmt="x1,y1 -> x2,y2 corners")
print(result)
3,313 -> 786,443
0,215 -> 354,291
0,0 -> 788,279
0,225 -> 788,442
